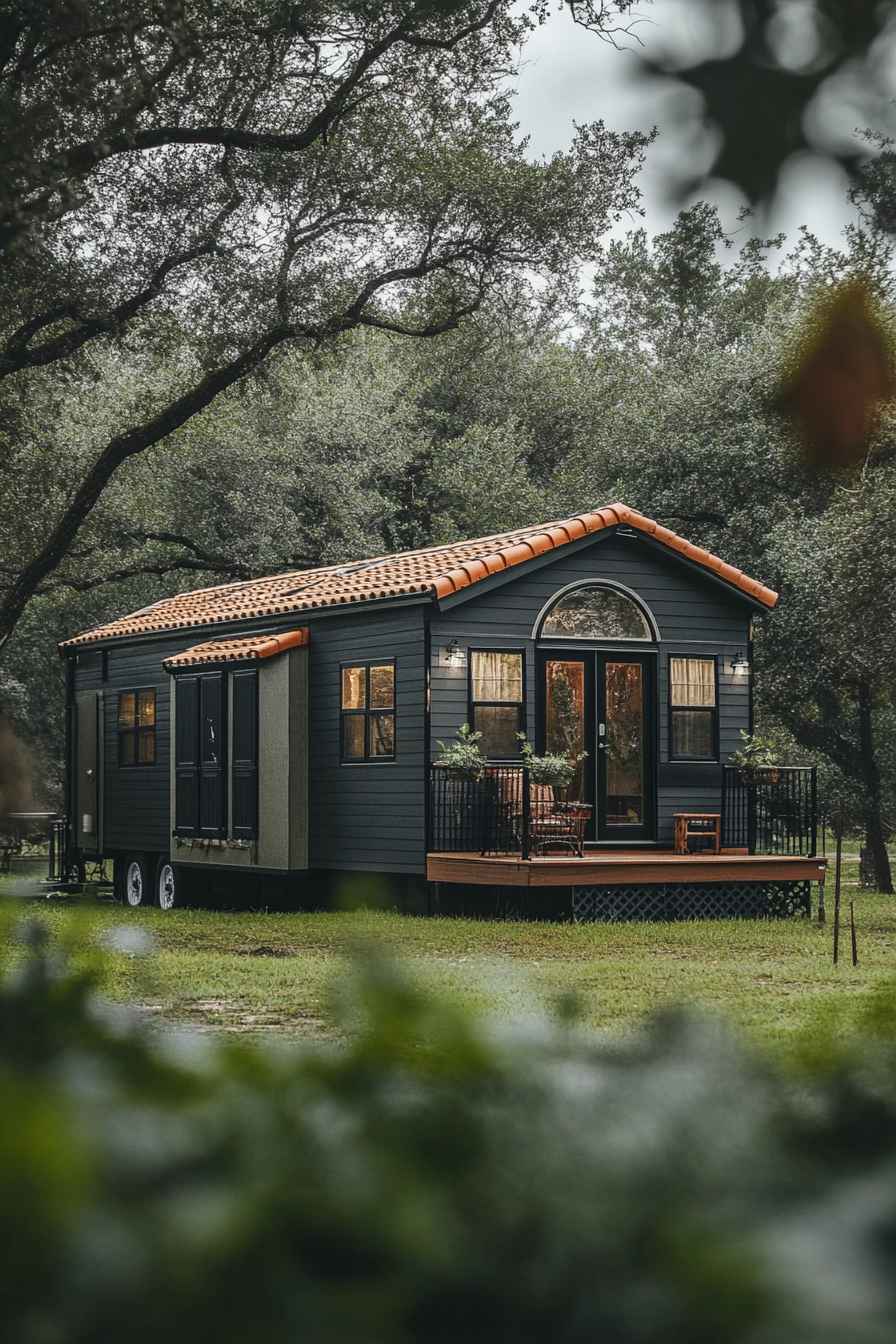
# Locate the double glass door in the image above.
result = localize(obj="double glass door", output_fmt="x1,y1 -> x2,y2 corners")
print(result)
542,652 -> 656,843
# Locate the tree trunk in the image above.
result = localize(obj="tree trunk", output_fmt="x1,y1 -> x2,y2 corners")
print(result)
0,326 -> 291,654
857,681 -> 894,893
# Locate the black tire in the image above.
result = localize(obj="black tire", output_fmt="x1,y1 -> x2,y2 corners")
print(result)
123,852 -> 153,908
155,856 -> 186,910
112,857 -> 126,904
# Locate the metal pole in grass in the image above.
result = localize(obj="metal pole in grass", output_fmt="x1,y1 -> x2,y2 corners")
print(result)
521,760 -> 531,863
833,813 -> 842,965
851,900 -> 858,966
818,809 -> 826,921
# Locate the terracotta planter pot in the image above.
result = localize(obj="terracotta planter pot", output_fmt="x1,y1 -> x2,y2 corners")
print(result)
741,767 -> 779,787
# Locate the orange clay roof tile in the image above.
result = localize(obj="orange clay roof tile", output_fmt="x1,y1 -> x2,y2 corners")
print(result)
161,627 -> 308,669
60,504 -> 777,649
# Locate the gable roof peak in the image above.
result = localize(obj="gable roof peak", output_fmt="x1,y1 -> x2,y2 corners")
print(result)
59,503 -> 777,648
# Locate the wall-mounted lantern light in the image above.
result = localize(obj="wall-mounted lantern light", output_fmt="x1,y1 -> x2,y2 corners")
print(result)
730,652 -> 750,676
444,639 -> 467,668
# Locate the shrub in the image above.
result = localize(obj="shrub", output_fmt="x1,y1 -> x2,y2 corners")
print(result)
2,915 -> 896,1342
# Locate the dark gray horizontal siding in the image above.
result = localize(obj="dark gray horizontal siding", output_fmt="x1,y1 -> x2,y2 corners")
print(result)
436,534 -> 752,642
90,639 -> 185,854
430,534 -> 752,766
429,531 -> 752,845
657,787 -> 726,845
72,649 -> 104,690
307,605 -> 426,875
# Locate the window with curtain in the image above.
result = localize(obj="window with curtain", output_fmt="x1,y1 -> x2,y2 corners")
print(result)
341,663 -> 395,760
669,657 -> 717,760
470,651 -> 523,757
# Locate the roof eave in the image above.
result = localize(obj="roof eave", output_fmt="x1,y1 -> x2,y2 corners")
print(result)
59,589 -> 435,653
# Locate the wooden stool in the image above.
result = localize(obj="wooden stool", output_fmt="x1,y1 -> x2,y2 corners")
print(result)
674,813 -> 721,855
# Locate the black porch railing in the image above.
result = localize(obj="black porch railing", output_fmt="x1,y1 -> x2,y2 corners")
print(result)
430,765 -> 532,858
430,764 -> 819,859
721,766 -> 817,857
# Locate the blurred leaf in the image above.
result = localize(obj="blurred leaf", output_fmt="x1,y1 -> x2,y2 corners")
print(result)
637,0 -> 895,205
679,56 -> 824,202
780,278 -> 895,467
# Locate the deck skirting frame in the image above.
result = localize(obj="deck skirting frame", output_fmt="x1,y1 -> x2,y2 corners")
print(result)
570,880 -> 812,923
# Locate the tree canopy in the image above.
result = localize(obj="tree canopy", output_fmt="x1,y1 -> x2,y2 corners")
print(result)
0,0 -> 648,648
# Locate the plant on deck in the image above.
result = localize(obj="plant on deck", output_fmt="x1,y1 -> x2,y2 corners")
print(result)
435,723 -> 486,781
518,733 -> 588,789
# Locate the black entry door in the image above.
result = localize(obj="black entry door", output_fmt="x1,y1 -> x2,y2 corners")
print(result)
597,653 -> 656,842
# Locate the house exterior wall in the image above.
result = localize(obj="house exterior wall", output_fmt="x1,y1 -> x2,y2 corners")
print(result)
172,645 -> 308,872
70,639 -> 175,856
65,527 -> 754,876
428,531 -> 752,846
306,601 -> 428,875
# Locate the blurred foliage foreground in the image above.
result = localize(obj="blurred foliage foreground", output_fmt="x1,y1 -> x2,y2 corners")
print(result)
3,921 -> 896,1344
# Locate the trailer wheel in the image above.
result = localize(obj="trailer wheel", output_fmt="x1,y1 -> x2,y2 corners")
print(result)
155,857 -> 184,911
123,852 -> 152,907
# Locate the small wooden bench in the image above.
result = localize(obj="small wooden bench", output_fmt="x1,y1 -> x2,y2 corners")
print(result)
673,813 -> 721,855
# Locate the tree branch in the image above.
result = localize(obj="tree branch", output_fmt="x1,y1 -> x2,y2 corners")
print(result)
0,251 -> 483,648
1,189 -> 242,378
3,1 -> 508,244
0,323 -> 294,650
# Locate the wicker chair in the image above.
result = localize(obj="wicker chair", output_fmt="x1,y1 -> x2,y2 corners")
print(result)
497,772 -> 591,857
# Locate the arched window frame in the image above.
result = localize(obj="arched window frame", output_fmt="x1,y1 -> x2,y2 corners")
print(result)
533,580 -> 659,643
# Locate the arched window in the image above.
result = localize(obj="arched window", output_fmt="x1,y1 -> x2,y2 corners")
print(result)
540,584 -> 653,640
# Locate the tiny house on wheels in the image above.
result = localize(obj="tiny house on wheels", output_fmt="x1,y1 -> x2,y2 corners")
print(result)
61,505 -> 826,920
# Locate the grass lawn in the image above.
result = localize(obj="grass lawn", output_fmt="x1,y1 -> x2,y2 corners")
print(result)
3,857 -> 894,1059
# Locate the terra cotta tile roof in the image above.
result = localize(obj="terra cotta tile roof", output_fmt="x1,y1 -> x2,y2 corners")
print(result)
60,504 -> 777,648
161,627 -> 309,669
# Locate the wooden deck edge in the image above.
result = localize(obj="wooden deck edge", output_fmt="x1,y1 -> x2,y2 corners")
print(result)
426,854 -> 828,888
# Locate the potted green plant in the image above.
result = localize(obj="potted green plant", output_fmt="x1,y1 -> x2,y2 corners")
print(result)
435,724 -> 487,781
729,731 -> 781,786
517,735 -> 588,789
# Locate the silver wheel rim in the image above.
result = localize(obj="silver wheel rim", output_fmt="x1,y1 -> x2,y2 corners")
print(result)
125,861 -> 143,907
158,863 -> 176,910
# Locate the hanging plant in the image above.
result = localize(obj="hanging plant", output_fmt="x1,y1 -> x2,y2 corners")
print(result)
517,735 -> 588,788
729,731 -> 781,786
435,724 -> 486,781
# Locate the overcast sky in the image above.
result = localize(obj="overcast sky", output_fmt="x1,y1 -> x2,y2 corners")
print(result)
511,2 -> 869,253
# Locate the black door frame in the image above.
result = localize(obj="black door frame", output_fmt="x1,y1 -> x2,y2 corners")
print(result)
536,647 -> 658,847
596,650 -> 657,844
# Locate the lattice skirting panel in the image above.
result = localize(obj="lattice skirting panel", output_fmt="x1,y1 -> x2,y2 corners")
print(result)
571,880 -> 813,923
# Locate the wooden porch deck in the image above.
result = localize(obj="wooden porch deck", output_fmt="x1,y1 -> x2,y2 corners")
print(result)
426,850 -> 828,887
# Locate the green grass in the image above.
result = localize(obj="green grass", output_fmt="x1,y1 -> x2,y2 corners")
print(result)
3,859 -> 894,1058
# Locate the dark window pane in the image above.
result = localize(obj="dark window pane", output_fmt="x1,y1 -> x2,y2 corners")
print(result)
138,690 -> 156,725
120,733 -> 136,765
138,728 -> 155,763
343,714 -> 365,758
342,667 -> 366,709
474,705 -> 520,757
605,662 -> 643,825
672,709 -> 714,759
542,586 -> 651,640
370,713 -> 395,756
370,665 -> 394,709
471,652 -> 522,702
118,692 -> 136,730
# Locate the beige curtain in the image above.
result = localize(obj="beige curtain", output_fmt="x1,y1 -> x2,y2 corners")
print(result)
670,658 -> 715,707
472,652 -> 522,702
